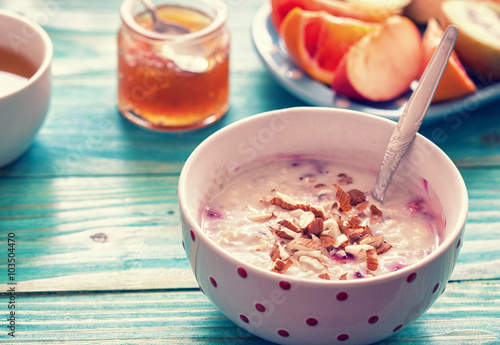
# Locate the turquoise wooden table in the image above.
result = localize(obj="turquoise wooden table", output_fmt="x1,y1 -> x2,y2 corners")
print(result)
1,0 -> 499,343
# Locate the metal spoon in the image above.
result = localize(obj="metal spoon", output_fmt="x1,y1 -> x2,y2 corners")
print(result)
140,0 -> 190,35
372,25 -> 458,203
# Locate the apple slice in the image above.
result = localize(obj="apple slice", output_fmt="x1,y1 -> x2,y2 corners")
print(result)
439,0 -> 500,80
403,0 -> 445,25
331,15 -> 422,102
421,18 -> 477,103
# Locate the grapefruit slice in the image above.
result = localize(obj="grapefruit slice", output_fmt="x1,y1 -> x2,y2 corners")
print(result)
271,0 -> 398,31
279,7 -> 379,85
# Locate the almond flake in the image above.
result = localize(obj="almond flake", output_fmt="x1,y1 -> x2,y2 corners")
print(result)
296,203 -> 312,213
333,183 -> 352,212
359,235 -> 384,248
309,205 -> 326,219
348,228 -> 364,243
294,250 -> 322,259
369,205 -> 383,224
339,273 -> 348,280
299,211 -> 316,229
274,227 -> 298,240
348,215 -> 362,229
278,219 -> 301,233
270,192 -> 297,211
376,243 -> 392,255
345,244 -> 373,258
324,218 -> 341,237
320,233 -> 335,247
318,273 -> 331,280
248,213 -> 274,222
366,248 -> 379,271
298,255 -> 327,271
286,237 -> 323,251
337,220 -> 351,236
270,242 -> 280,261
334,234 -> 348,248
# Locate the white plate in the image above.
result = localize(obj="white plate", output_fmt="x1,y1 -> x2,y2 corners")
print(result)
251,3 -> 500,124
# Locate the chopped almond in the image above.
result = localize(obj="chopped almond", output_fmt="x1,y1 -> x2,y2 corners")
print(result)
274,227 -> 297,240
319,272 -> 331,280
270,192 -> 298,211
270,242 -> 280,261
271,257 -> 293,274
349,228 -> 364,243
278,219 -> 301,233
348,189 -> 366,206
366,248 -> 379,271
348,215 -> 362,229
376,243 -> 392,255
248,213 -> 274,222
299,211 -> 316,230
286,237 -> 323,251
359,235 -> 384,248
320,233 -> 335,247
306,218 -> 324,237
333,183 -> 352,212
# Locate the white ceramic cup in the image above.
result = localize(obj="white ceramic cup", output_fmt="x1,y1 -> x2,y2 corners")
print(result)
0,10 -> 52,168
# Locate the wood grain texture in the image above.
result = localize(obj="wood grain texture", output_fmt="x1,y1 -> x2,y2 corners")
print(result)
0,281 -> 498,344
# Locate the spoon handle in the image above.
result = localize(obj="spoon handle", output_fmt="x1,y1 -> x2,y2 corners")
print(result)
372,25 -> 458,203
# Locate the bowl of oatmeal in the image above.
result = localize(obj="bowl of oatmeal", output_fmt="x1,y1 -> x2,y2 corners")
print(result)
178,107 -> 468,345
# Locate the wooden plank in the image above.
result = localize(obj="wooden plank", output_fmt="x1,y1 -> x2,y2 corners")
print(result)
0,280 -> 497,343
1,165 -> 499,291
0,176 -> 197,291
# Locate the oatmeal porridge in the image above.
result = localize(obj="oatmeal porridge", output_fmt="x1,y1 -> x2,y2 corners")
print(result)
201,157 -> 441,281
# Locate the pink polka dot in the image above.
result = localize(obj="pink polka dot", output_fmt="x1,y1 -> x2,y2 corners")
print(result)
255,303 -> 266,312
306,318 -> 318,326
237,267 -> 247,278
368,316 -> 379,324
457,238 -> 461,249
407,272 -> 417,283
239,314 -> 249,323
279,281 -> 291,290
209,277 -> 217,288
433,283 -> 440,294
393,324 -> 403,332
337,334 -> 349,341
190,230 -> 196,241
278,329 -> 289,337
336,292 -> 348,301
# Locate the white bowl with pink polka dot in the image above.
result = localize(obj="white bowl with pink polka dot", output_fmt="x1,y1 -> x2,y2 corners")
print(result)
178,107 -> 468,345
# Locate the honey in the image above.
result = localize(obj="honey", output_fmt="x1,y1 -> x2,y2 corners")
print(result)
117,1 -> 229,131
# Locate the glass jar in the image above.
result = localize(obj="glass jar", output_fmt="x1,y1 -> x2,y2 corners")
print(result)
117,0 -> 230,131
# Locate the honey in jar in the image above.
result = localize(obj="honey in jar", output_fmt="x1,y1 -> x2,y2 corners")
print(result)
118,0 -> 229,131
